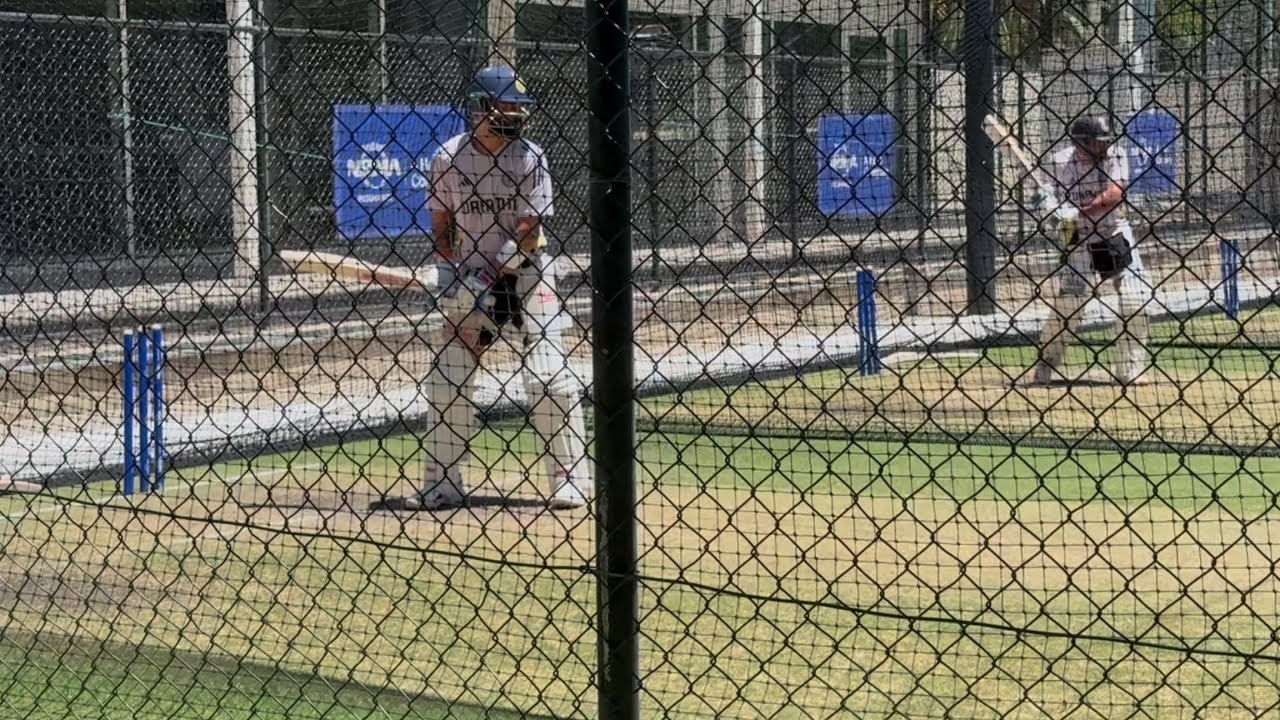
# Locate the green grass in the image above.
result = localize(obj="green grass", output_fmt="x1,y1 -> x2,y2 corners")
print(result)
644,325 -> 1280,452
1157,302 -> 1280,346
8,332 -> 1280,718
0,631 -> 546,720
170,419 -> 1280,524
985,332 -> 1280,374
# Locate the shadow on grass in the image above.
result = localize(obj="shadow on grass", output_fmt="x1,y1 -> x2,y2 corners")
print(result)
362,494 -> 552,512
0,629 -> 565,720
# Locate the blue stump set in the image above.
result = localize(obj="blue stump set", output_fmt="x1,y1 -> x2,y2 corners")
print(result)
123,325 -> 166,496
855,269 -> 881,376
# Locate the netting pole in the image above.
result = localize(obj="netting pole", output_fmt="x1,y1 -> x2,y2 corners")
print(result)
705,13 -> 735,245
1183,76 -> 1192,228
254,0 -> 278,318
489,0 -> 517,66
227,0 -> 262,281
1265,0 -> 1279,246
586,0 -> 639,716
367,0 -> 387,104
914,45 -> 931,223
782,59 -> 800,260
105,0 -> 137,260
744,5 -> 768,250
1130,0 -> 1155,114
962,0 -> 999,315
1199,29 -> 1209,222
645,65 -> 660,278
892,29 -> 909,218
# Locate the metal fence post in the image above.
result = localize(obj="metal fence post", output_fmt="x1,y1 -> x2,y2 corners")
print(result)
367,0 -> 387,104
105,0 -> 137,261
963,0 -> 999,315
743,6 -> 768,249
645,59 -> 661,278
893,28 -> 909,217
1183,76 -> 1192,229
254,0 -> 278,317
227,0 -> 262,280
783,58 -> 801,259
586,0 -> 640,717
914,53 -> 931,223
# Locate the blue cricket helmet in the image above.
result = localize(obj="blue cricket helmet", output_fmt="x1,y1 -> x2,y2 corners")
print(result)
467,65 -> 536,138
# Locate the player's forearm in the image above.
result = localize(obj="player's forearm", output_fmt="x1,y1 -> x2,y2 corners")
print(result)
1082,182 -> 1125,217
516,217 -> 542,253
433,211 -> 456,259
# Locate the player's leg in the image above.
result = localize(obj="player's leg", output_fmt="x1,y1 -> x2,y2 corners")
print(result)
408,332 -> 480,509
1034,245 -> 1092,383
514,256 -> 590,508
406,272 -> 500,511
1108,228 -> 1154,385
522,334 -> 590,508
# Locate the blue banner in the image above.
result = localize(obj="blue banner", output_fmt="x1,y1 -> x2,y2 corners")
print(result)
817,113 -> 898,217
332,104 -> 466,241
1125,109 -> 1180,195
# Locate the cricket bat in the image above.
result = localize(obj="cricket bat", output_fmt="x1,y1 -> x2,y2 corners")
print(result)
278,250 -> 437,293
983,114 -> 1058,205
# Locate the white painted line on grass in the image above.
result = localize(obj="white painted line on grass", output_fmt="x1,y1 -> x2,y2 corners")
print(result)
2,504 -> 62,523
162,537 -> 196,552
235,463 -> 326,485
158,462 -> 325,498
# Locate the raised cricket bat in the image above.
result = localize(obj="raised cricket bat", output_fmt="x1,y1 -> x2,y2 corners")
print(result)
983,114 -> 1058,204
278,250 -> 437,293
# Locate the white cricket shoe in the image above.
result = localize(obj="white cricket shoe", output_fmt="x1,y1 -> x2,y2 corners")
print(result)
1116,372 -> 1153,387
548,472 -> 589,510
547,493 -> 587,510
401,482 -> 468,511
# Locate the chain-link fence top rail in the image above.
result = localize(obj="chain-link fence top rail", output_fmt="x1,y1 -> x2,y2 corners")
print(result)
4,0 -> 1280,718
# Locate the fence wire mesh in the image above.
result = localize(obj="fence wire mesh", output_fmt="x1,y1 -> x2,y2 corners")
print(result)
3,0 -> 1280,718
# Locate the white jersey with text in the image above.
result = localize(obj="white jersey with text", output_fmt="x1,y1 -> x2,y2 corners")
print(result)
1044,145 -> 1132,238
428,134 -> 553,270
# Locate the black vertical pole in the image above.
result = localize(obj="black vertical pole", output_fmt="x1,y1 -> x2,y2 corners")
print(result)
784,60 -> 799,259
1183,76 -> 1192,229
646,66 -> 660,279
367,0 -> 388,104
963,0 -> 998,315
105,0 -> 137,262
892,29 -> 909,217
586,0 -> 639,718
254,0 -> 277,318
914,53 -> 931,223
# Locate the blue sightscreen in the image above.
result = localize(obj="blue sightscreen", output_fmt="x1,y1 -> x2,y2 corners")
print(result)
1125,109 -> 1180,196
818,113 -> 898,217
332,104 -> 466,241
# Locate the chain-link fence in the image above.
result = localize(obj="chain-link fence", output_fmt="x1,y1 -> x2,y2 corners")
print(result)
4,0 -> 1280,717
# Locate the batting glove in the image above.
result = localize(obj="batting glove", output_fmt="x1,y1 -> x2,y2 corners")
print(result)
439,267 -> 497,316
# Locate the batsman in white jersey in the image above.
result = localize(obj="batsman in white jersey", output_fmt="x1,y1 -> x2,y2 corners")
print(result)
400,65 -> 589,511
1031,116 -> 1154,387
